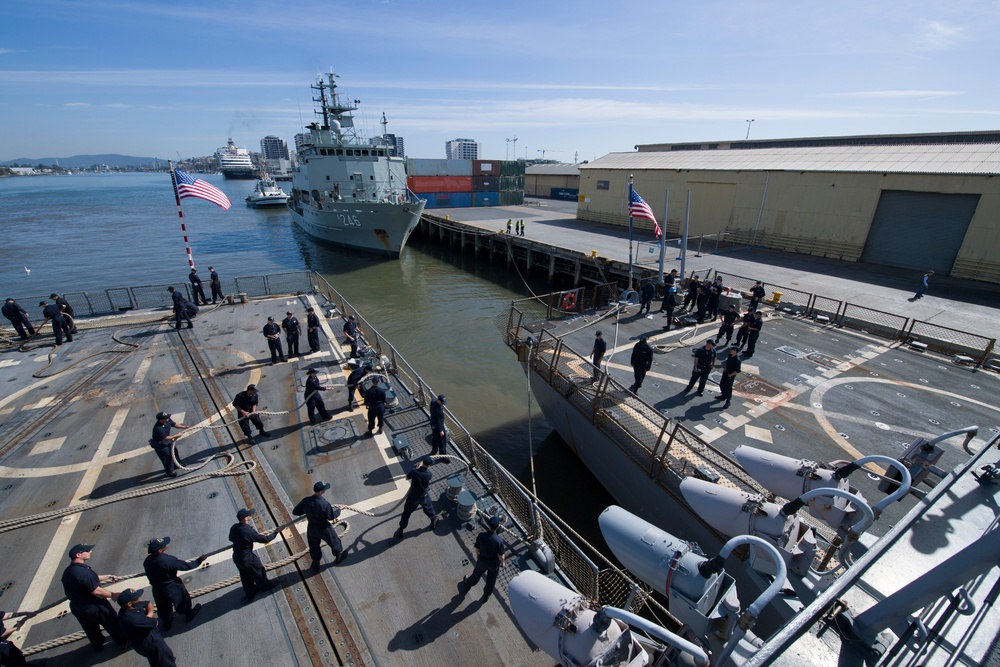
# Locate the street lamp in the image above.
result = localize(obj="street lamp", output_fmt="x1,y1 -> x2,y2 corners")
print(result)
745,119 -> 755,141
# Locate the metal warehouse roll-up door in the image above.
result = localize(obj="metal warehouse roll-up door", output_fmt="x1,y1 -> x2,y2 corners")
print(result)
861,190 -> 980,272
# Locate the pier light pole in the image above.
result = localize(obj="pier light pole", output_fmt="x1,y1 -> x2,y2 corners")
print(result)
745,119 -> 755,140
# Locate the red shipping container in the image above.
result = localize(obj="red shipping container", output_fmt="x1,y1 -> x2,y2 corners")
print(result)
473,176 -> 498,192
472,160 -> 501,176
407,175 -> 473,193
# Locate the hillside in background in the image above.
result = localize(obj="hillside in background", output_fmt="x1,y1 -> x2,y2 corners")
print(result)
2,154 -> 166,168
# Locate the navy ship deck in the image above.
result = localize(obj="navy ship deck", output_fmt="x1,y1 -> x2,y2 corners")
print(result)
0,272 -> 636,666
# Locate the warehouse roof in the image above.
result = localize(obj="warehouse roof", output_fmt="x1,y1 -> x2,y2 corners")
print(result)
525,163 -> 580,176
583,143 -> 1000,175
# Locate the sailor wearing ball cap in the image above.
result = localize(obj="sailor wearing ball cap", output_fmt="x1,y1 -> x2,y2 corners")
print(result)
304,368 -> 332,424
149,412 -> 190,478
429,394 -> 448,456
60,543 -> 128,652
460,514 -> 508,603
228,508 -> 279,604
281,310 -> 302,357
232,384 -> 269,445
142,536 -> 207,631
395,456 -> 439,540
117,587 -> 177,666
292,481 -> 347,571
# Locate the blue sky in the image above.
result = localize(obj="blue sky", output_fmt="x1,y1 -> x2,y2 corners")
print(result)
1,0 -> 997,162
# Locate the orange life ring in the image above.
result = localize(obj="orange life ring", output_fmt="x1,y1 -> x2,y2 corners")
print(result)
561,292 -> 577,310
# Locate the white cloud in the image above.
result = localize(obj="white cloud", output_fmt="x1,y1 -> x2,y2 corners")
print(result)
104,103 -> 128,108
922,21 -> 965,50
0,48 -> 16,55
821,90 -> 963,99
64,102 -> 90,107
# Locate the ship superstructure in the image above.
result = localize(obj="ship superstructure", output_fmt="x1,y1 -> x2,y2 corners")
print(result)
216,138 -> 256,179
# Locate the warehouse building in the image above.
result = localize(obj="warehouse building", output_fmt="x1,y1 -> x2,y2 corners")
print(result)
577,131 -> 1000,284
525,163 -> 580,200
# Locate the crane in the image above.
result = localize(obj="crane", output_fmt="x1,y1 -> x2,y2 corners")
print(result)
536,149 -> 562,159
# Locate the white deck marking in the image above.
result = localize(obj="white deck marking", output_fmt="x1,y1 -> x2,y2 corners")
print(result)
742,364 -> 760,375
694,425 -> 727,443
19,408 -> 130,624
22,396 -> 57,411
133,356 -> 153,384
29,437 -> 67,456
744,424 -> 774,444
0,359 -> 22,368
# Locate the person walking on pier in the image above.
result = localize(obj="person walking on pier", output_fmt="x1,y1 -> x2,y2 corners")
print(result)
39,299 -> 72,345
682,276 -> 701,312
233,384 -> 269,445
345,363 -> 371,410
142,537 -> 205,631
116,588 -> 176,667
684,340 -> 716,397
262,316 -> 286,365
744,311 -> 764,357
50,293 -> 77,334
304,368 -> 332,424
748,281 -> 766,311
282,310 -> 301,357
716,305 -> 739,346
166,287 -> 196,330
188,268 -> 208,306
460,515 -> 507,604
1,611 -> 46,667
60,543 -> 128,653
715,347 -> 742,410
293,481 -> 347,571
429,394 -> 448,456
208,266 -> 224,304
506,219 -> 512,234
364,376 -> 386,435
628,336 -> 654,394
659,286 -> 678,328
638,281 -> 656,316
343,315 -> 362,359
734,308 -> 755,350
395,456 -> 439,539
590,330 -> 606,381
909,270 -> 934,301
149,412 -> 189,478
306,306 -> 322,354
228,508 -> 279,604
3,298 -> 35,340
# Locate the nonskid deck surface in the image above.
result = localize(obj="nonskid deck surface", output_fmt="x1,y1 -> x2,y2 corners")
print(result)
0,296 -> 551,666
540,304 -> 1000,532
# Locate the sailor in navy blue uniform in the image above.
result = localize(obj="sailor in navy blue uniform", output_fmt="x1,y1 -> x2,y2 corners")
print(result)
262,316 -> 286,365
460,515 -> 507,603
166,287 -> 195,329
149,412 -> 189,478
50,293 -> 77,333
363,376 -> 386,434
228,508 -> 279,603
744,311 -> 763,357
208,266 -> 224,303
682,276 -> 701,312
304,368 -> 332,424
715,347 -> 742,409
188,268 -> 208,306
734,308 -> 756,349
748,281 -> 766,311
684,340 -> 716,396
715,305 -> 739,346
292,481 -> 347,571
39,300 -> 72,345
395,456 -> 439,539
60,543 -> 128,652
345,364 -> 371,410
660,287 -> 678,330
591,330 -> 606,381
306,307 -> 321,353
343,315 -> 362,358
1,610 -> 44,666
2,298 -> 35,340
142,537 -> 205,631
233,384 -> 268,445
429,394 -> 447,456
281,310 -> 301,357
116,588 -> 176,667
638,281 -> 656,316
628,336 -> 654,394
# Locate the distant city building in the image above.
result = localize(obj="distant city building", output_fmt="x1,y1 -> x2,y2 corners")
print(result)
294,133 -> 312,151
446,138 -> 480,160
260,135 -> 290,161
386,134 -> 404,158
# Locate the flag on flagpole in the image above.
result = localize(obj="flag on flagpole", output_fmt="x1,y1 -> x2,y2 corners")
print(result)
174,169 -> 232,210
629,188 -> 662,238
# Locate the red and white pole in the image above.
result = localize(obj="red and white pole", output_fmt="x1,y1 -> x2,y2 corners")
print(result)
168,160 -> 195,270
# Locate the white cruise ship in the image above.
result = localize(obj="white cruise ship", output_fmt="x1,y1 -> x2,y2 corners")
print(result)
288,70 -> 425,258
216,138 -> 256,179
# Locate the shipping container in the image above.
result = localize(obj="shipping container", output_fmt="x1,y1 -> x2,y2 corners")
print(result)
473,191 -> 499,207
499,175 -> 525,191
406,158 -> 473,177
550,187 -> 579,201
472,176 -> 499,192
499,190 -> 525,206
472,160 -> 501,176
500,160 -> 525,176
419,192 -> 473,209
407,175 -> 473,193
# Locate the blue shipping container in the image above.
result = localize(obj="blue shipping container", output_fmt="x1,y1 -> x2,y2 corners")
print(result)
419,192 -> 472,209
474,191 -> 499,207
550,187 -> 579,200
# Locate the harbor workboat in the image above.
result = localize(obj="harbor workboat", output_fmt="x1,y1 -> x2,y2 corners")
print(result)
245,172 -> 290,208
216,138 -> 256,179
288,71 -> 425,257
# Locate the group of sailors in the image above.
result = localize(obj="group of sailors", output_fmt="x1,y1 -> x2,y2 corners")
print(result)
3,293 -> 77,346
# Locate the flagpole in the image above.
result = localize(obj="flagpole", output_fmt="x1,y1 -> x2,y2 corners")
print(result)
168,160 -> 196,270
658,189 -> 668,283
627,175 -> 635,292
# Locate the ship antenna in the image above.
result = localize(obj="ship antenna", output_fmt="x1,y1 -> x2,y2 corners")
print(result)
381,112 -> 388,144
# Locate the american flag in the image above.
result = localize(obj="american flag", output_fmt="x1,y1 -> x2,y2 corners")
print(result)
174,169 -> 232,210
629,187 -> 661,238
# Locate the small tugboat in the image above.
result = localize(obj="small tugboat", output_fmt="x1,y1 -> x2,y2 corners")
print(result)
245,171 -> 290,208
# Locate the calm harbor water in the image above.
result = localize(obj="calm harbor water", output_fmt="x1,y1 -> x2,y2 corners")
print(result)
0,172 -> 613,548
